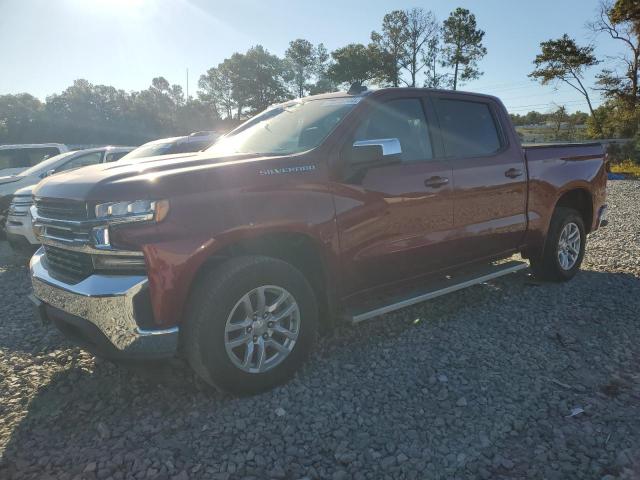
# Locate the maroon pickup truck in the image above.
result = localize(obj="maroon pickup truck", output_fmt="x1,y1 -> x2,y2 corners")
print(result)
29,87 -> 608,394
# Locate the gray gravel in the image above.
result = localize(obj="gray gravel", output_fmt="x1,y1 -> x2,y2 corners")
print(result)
1,180 -> 639,480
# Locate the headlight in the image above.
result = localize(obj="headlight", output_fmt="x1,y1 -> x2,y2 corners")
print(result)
94,199 -> 169,223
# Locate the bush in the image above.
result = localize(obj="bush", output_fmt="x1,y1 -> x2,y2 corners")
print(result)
607,134 -> 640,165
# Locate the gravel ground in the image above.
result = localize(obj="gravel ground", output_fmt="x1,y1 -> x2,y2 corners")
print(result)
1,180 -> 639,480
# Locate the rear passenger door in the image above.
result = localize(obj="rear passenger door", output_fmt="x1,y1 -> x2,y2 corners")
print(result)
431,94 -> 527,262
335,95 -> 454,294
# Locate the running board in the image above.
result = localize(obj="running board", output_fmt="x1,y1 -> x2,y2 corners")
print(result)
345,260 -> 529,324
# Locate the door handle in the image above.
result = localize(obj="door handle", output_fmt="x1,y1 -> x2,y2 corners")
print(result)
505,168 -> 524,179
424,176 -> 449,188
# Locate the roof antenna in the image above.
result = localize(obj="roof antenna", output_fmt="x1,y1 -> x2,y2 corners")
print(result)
348,82 -> 367,95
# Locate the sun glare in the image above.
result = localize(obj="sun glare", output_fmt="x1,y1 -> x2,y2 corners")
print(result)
78,0 -> 149,15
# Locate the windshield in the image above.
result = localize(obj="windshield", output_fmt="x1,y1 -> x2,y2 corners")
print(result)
120,140 -> 180,160
206,97 -> 360,156
18,151 -> 77,177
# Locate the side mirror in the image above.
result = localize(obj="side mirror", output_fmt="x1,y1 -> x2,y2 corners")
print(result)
351,138 -> 402,166
344,138 -> 402,184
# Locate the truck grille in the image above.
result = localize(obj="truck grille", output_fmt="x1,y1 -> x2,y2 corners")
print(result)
8,196 -> 32,217
36,198 -> 89,221
44,245 -> 94,282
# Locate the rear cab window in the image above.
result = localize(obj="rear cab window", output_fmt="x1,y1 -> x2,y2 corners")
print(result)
433,97 -> 504,158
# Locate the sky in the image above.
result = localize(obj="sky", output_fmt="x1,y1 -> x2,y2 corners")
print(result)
0,0 -> 627,114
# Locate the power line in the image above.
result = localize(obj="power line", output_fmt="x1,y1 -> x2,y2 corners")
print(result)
508,101 -> 588,110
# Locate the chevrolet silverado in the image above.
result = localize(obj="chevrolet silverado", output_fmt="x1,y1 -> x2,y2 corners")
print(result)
28,87 -> 608,394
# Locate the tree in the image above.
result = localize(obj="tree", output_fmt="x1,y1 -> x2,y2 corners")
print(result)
549,105 -> 569,140
314,43 -> 330,78
610,0 -> 640,35
403,8 -> 439,87
199,64 -> 233,119
0,77 -> 225,146
328,43 -> 381,87
309,43 -> 336,94
285,39 -> 316,97
441,8 -> 487,90
370,10 -> 409,86
243,45 -> 293,114
589,1 -> 639,114
0,94 -> 44,143
529,34 -> 601,133
423,36 -> 450,89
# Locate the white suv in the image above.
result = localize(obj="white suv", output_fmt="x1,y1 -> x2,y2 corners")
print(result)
2,146 -> 133,251
0,143 -> 69,177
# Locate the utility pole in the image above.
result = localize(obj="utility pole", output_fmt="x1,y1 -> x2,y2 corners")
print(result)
186,68 -> 189,101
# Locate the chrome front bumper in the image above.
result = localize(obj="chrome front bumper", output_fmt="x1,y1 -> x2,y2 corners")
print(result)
30,247 -> 178,359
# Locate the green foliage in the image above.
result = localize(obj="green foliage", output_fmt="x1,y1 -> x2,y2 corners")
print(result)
606,134 -> 640,165
403,8 -> 439,87
510,109 -> 589,127
285,39 -> 316,97
0,93 -> 45,143
529,34 -> 600,133
370,10 -> 409,87
328,43 -> 382,86
0,7 -> 489,145
589,1 -> 640,137
529,35 -> 599,86
587,99 -> 640,138
284,40 -> 334,97
513,108 -> 591,143
610,0 -> 640,35
441,8 -> 487,90
244,45 -> 294,114
0,78 -> 220,146
199,46 -> 292,120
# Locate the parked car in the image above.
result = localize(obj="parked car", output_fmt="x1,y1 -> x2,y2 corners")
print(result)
119,131 -> 220,161
4,185 -> 38,252
0,146 -> 134,243
28,87 -> 607,394
0,143 -> 69,177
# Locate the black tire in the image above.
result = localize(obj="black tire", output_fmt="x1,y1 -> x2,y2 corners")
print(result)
530,207 -> 586,282
182,255 -> 318,395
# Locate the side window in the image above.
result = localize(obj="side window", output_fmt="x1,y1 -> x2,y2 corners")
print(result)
30,147 -> 60,163
173,141 -> 211,154
435,99 -> 502,158
353,98 -> 433,162
105,151 -> 128,162
0,148 -> 60,169
58,152 -> 103,172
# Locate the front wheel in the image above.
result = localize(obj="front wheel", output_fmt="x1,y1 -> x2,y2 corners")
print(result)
530,207 -> 586,282
183,256 -> 318,395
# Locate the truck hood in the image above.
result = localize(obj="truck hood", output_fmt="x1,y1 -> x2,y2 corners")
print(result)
13,184 -> 35,196
32,151 -> 295,202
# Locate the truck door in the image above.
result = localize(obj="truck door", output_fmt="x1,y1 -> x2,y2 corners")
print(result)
430,94 -> 527,263
334,95 -> 455,295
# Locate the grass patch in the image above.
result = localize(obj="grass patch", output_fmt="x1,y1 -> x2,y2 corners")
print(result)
610,160 -> 640,179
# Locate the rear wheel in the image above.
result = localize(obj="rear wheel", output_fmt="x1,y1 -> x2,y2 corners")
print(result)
530,207 -> 586,282
183,255 -> 318,395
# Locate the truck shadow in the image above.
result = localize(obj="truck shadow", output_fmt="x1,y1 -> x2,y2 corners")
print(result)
1,268 -> 639,478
